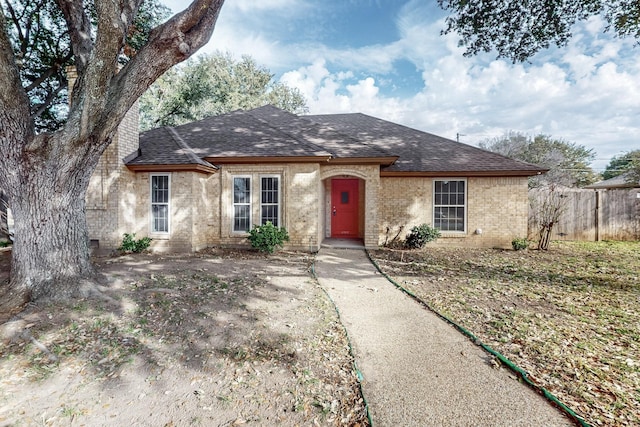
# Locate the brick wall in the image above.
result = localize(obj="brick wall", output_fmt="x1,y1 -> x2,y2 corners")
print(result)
133,172 -> 217,253
216,163 -> 321,251
378,176 -> 529,248
86,104 -> 139,252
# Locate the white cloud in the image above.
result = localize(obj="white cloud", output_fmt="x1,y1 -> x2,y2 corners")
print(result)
162,0 -> 640,171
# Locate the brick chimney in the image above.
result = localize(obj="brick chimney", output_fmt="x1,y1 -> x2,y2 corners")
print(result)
69,65 -> 140,253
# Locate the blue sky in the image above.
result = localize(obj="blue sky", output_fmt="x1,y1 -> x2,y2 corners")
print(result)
163,0 -> 640,172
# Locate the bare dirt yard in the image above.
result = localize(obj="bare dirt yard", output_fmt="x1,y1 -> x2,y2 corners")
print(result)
0,249 -> 368,426
369,240 -> 640,427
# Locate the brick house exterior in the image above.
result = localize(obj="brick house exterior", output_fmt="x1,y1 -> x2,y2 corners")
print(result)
86,105 -> 544,253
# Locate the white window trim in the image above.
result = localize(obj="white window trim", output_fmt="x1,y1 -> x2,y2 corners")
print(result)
232,175 -> 252,233
259,175 -> 281,227
433,178 -> 467,234
150,173 -> 170,235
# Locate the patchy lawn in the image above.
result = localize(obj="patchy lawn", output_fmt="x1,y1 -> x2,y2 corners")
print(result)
369,241 -> 640,427
0,249 -> 368,426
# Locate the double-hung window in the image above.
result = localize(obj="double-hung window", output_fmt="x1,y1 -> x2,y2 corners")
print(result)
151,174 -> 170,233
232,175 -> 282,233
233,177 -> 251,232
433,179 -> 466,232
260,176 -> 280,226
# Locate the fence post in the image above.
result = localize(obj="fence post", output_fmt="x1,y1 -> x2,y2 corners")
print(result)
595,190 -> 600,242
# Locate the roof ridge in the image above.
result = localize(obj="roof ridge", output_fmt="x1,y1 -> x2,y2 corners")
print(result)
165,126 -> 217,169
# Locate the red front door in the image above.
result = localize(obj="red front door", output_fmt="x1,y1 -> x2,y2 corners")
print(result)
331,179 -> 359,238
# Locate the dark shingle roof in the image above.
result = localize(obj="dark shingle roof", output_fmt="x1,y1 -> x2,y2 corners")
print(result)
125,126 -> 216,170
585,172 -> 640,189
126,105 -> 546,176
173,107 -> 332,159
306,113 -> 546,175
248,105 -> 396,161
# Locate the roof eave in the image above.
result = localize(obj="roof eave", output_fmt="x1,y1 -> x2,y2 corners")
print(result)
126,164 -> 218,174
380,169 -> 546,177
328,156 -> 398,166
205,155 -> 332,164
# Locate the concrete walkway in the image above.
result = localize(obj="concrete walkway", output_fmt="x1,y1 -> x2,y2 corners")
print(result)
315,248 -> 573,427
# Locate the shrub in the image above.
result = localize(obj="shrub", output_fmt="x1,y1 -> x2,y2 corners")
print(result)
119,233 -> 152,253
248,222 -> 290,254
512,237 -> 529,251
404,224 -> 440,249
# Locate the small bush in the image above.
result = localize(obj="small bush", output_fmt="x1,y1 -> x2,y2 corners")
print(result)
119,233 -> 152,253
512,237 -> 529,251
404,224 -> 441,249
248,222 -> 290,254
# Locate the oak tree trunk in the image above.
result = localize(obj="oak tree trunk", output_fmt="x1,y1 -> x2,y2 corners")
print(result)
0,133 -> 104,319
0,0 -> 226,321
9,163 -> 96,300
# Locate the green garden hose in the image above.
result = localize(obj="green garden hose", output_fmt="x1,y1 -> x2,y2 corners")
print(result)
364,249 -> 590,427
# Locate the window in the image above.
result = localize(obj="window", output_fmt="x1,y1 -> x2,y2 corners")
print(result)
261,176 -> 280,226
151,174 -> 170,233
434,179 -> 466,232
233,177 -> 251,232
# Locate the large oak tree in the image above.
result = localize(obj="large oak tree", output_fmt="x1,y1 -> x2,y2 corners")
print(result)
0,0 -> 225,318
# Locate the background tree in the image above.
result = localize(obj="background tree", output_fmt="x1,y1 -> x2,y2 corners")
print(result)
140,52 -> 307,131
0,0 -> 225,317
480,132 -> 598,187
602,150 -> 640,180
438,0 -> 640,62
624,155 -> 640,185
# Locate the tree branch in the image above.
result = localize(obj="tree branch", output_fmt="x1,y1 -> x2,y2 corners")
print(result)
31,83 -> 65,119
55,0 -> 93,73
99,0 -> 225,141
23,51 -> 72,93
0,11 -> 35,182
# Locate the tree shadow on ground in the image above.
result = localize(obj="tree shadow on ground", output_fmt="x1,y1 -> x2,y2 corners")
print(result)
0,250 -> 368,426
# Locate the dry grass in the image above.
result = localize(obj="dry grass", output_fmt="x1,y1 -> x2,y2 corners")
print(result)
370,241 -> 640,427
0,251 -> 368,426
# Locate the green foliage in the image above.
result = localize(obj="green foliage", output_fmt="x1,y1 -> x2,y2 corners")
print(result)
438,0 -> 640,62
247,222 -> 290,254
3,0 -> 170,132
480,132 -> 598,188
139,51 -> 308,131
511,237 -> 529,251
118,233 -> 152,253
404,224 -> 441,249
603,150 -> 640,180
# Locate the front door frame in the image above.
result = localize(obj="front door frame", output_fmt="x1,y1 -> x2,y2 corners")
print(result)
330,178 -> 360,238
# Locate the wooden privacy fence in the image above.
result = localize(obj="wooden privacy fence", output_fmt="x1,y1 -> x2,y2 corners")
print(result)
528,187 -> 640,241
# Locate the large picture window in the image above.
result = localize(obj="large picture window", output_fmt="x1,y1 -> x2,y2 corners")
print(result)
151,174 -> 170,233
260,176 -> 280,226
433,179 -> 466,232
233,177 -> 251,232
